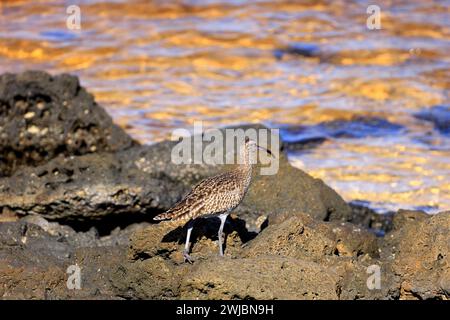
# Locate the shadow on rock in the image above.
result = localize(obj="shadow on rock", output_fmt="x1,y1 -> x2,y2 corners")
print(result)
129,216 -> 256,263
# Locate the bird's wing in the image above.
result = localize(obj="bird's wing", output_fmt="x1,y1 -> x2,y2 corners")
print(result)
154,171 -> 242,222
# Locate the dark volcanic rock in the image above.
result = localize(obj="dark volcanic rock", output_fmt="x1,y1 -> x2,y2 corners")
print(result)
113,216 -> 244,299
180,255 -> 340,300
243,211 -> 379,264
1,71 -> 446,300
135,123 -> 353,227
0,71 -> 352,225
0,218 -> 133,299
0,150 -> 180,221
274,43 -> 321,60
281,116 -> 404,151
415,105 -> 450,135
380,210 -> 450,299
0,71 -> 135,176
117,211 -> 387,300
128,216 -> 254,263
118,209 -> 450,300
0,124 -> 352,225
2,205 -> 448,300
116,217 -> 342,300
348,201 -> 394,235
110,256 -> 188,299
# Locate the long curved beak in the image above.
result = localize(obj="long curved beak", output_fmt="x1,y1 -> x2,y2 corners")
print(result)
257,145 -> 275,158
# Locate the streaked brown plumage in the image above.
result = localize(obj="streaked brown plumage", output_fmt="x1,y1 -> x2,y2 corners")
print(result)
154,138 -> 272,263
154,167 -> 252,222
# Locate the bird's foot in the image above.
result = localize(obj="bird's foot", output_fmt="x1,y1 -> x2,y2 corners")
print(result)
183,250 -> 194,264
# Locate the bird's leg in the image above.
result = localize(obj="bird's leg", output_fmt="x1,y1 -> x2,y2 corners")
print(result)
217,213 -> 228,256
183,220 -> 194,263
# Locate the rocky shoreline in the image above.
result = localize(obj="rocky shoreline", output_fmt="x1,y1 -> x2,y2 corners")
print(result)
0,71 -> 448,300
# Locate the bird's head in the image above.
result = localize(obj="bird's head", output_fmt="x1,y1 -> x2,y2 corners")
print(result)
244,137 -> 273,159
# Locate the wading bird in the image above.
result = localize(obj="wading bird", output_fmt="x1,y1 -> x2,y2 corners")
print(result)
153,137 -> 273,263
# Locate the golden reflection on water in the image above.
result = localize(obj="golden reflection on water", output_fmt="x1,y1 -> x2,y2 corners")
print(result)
0,0 -> 449,213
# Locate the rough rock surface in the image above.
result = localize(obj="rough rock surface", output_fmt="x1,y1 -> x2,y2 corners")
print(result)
0,71 -> 448,300
180,255 -> 340,300
128,216 -> 253,262
0,73 -> 353,224
113,210 -> 448,300
0,151 -> 180,221
243,211 -> 379,264
111,217 -> 346,300
380,210 -> 450,299
2,185 -> 449,300
0,129 -> 352,226
0,218 -> 131,299
0,71 -> 135,176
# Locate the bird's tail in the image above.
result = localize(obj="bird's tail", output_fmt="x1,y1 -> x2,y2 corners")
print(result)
153,211 -> 173,221
153,195 -> 203,222
153,204 -> 199,222
153,207 -> 188,222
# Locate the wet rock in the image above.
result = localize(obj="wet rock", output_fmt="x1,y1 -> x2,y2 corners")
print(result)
415,105 -> 450,135
348,200 -> 394,235
0,71 -> 135,176
273,43 -> 321,60
381,210 -> 450,299
281,116 -> 404,151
